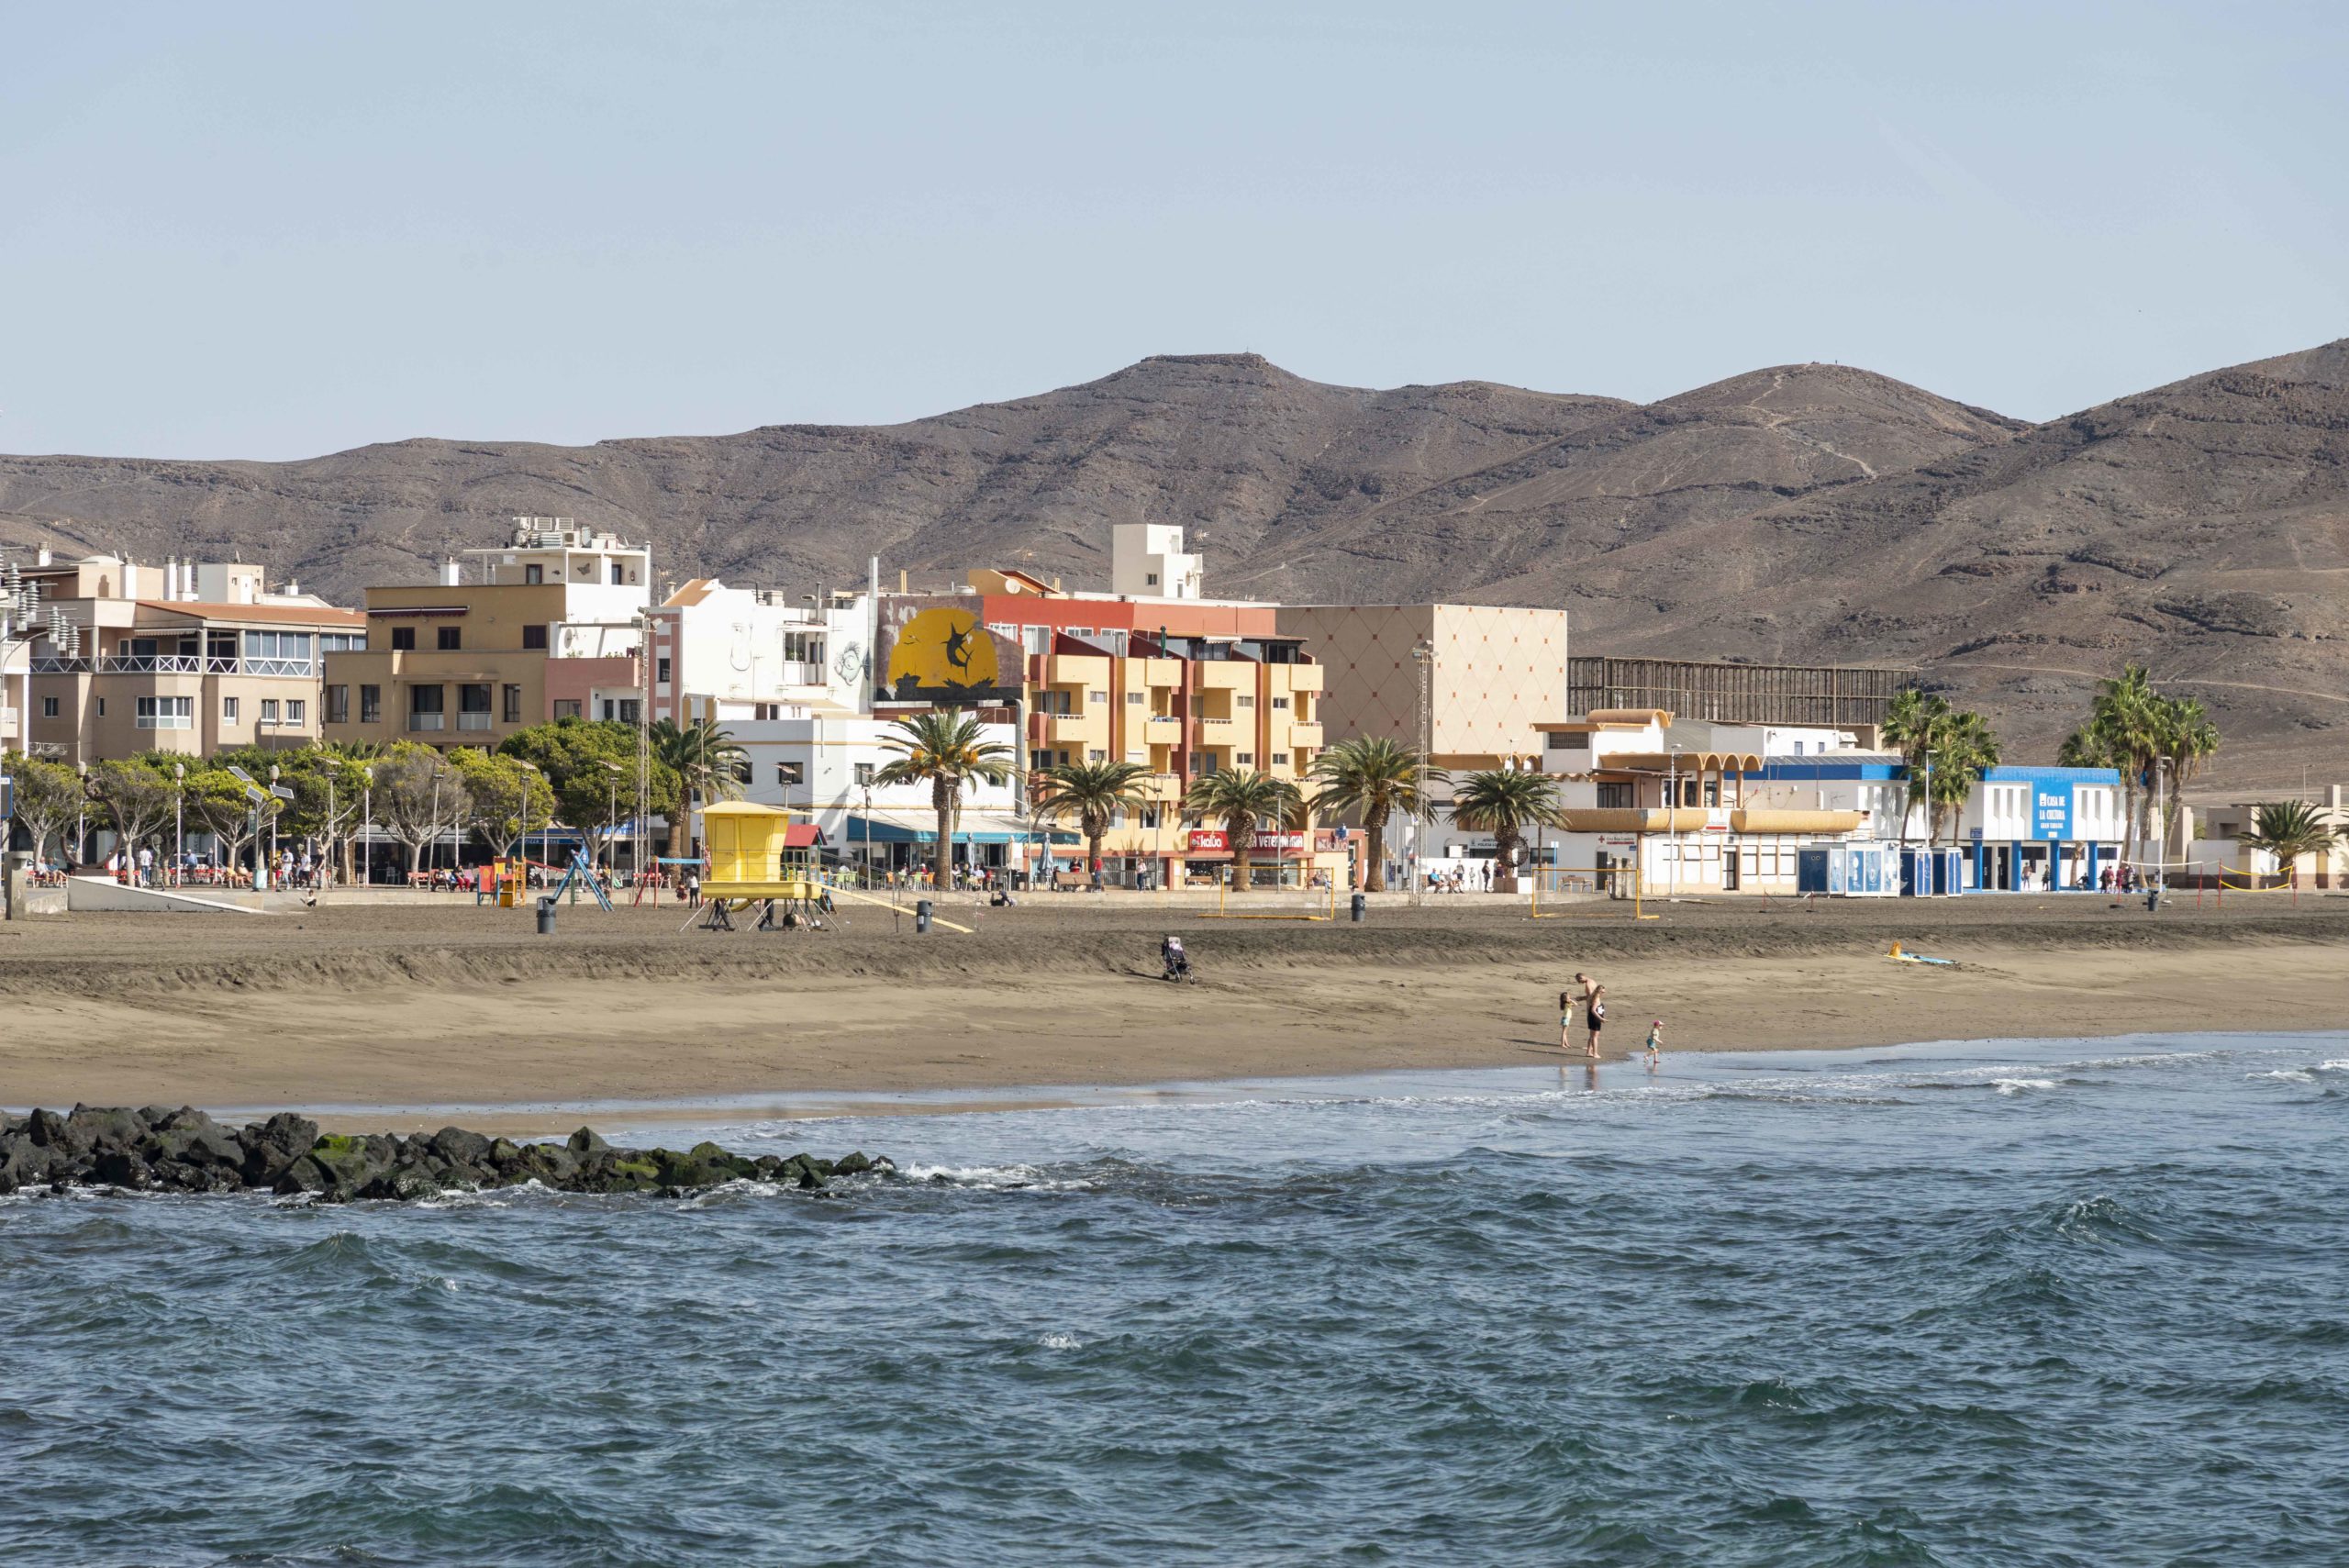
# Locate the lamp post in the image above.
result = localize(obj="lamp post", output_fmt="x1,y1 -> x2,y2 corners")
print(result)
1409,639 -> 1433,908
360,766 -> 373,888
515,758 -> 544,871
1665,744 -> 1685,898
267,763 -> 281,889
601,759 -> 624,878
75,759 -> 87,869
173,762 -> 185,886
426,767 -> 440,883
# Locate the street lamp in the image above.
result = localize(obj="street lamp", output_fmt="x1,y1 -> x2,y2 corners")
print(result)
360,765 -> 373,887
268,763 -> 281,888
1665,744 -> 1686,898
75,759 -> 87,868
1408,639 -> 1433,908
601,760 -> 624,877
515,758 -> 545,871
173,762 -> 184,886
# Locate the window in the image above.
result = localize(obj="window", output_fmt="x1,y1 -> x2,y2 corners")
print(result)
1022,625 -> 1052,655
409,684 -> 445,730
1548,730 -> 1587,751
41,695 -> 58,718
1236,695 -> 1254,707
1597,782 -> 1634,808
618,698 -> 641,725
392,626 -> 417,651
260,699 -> 281,724
326,686 -> 349,725
522,624 -> 549,651
286,699 -> 306,725
1271,696 -> 1289,709
95,698 -> 105,717
1088,690 -> 1108,704
243,630 -> 313,664
135,695 -> 193,729
600,699 -> 615,721
657,657 -> 672,684
782,630 -> 824,664
1272,752 -> 1289,766
1144,573 -> 1158,586
459,684 -> 493,730
319,633 -> 364,652
1236,751 -> 1255,765
1187,751 -> 1213,774
1126,691 -> 1144,704
609,562 -> 624,585
503,684 -> 523,723
524,564 -> 543,584
437,626 -> 462,651
1088,749 -> 1108,762
357,685 -> 381,724
553,699 -> 582,720
854,762 -> 874,786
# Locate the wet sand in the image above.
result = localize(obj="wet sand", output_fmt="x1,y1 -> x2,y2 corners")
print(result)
3,893 -> 2343,1131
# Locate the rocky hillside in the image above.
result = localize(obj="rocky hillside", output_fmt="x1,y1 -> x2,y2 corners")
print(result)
5,342 -> 2345,788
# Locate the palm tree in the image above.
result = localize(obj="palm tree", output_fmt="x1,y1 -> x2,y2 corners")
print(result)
1182,767 -> 1306,890
1307,737 -> 1446,892
2238,800 -> 2343,884
651,717 -> 749,858
1881,688 -> 1950,846
1449,769 -> 1567,893
2075,664 -> 2165,850
874,709 -> 1016,880
1927,710 -> 2002,845
1032,760 -> 1154,882
2154,695 -> 2220,852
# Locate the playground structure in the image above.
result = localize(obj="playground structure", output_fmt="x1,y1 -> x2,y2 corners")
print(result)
1528,864 -> 1653,920
1197,875 -> 1337,921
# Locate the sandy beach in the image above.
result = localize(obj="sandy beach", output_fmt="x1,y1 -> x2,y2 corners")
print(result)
4,890 -> 2343,1131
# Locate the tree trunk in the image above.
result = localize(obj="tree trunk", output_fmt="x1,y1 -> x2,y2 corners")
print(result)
1087,831 -> 1105,885
1230,816 -> 1252,891
1363,805 -> 1388,892
1495,828 -> 1521,894
933,777 -> 953,885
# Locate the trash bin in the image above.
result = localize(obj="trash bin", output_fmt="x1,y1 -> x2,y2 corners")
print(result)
536,895 -> 557,936
915,897 -> 933,934
1350,892 -> 1367,923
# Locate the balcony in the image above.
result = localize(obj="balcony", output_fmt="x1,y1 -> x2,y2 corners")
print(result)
457,712 -> 495,731
1196,717 -> 1238,740
1143,715 -> 1181,736
1286,664 -> 1324,693
1041,714 -> 1092,744
1285,721 -> 1324,747
409,713 -> 446,732
29,654 -> 316,678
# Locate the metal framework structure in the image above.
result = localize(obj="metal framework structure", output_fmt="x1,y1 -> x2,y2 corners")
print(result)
1566,656 -> 1915,729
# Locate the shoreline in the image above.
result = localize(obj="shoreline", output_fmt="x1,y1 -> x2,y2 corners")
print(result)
5,898 -> 2345,1134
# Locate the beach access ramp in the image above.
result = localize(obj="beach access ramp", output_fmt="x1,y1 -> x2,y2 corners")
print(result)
66,876 -> 271,916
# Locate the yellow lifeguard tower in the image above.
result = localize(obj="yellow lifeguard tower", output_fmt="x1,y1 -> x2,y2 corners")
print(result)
696,802 -> 826,930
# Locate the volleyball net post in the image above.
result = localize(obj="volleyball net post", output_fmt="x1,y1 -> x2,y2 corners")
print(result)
1527,864 -> 1653,920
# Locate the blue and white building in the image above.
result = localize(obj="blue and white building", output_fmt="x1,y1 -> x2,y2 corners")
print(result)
1539,708 -> 2128,896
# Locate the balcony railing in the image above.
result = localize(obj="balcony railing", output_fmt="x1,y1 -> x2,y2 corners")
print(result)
457,711 -> 494,731
409,713 -> 446,731
28,654 -> 317,677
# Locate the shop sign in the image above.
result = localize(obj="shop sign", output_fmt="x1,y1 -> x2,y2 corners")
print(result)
1187,829 -> 1309,853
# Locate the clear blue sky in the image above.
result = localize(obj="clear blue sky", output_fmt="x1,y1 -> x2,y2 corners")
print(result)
6,1 -> 2344,459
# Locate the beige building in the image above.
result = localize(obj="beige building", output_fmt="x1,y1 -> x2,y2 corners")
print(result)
1272,605 -> 1569,773
11,549 -> 361,762
322,518 -> 650,751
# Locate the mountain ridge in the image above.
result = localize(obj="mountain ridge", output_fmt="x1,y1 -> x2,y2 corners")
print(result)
4,341 -> 2345,789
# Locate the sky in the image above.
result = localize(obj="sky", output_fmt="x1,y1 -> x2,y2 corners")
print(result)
4,1 -> 2345,460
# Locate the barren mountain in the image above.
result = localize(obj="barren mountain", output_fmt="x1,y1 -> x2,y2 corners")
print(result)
5,342 -> 2346,789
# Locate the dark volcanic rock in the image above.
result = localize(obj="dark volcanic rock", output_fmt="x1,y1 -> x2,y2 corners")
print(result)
7,1106 -> 886,1206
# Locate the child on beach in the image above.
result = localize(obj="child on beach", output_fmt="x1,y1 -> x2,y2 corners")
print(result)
1643,1020 -> 1663,1069
1558,991 -> 1575,1051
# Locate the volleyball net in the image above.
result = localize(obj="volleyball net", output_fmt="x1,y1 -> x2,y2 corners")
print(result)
1527,865 -> 1653,920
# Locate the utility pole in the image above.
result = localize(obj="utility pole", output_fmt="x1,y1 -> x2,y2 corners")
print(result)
1410,638 -> 1433,908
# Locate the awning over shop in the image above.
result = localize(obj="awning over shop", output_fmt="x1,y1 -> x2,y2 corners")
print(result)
844,810 -> 1077,846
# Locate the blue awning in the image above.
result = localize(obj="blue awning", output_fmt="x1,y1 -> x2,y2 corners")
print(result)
845,813 -> 1077,846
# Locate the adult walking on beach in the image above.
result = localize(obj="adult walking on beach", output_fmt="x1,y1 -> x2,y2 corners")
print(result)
1570,972 -> 1604,1057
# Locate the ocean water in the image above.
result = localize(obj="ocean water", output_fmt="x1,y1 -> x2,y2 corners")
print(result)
6,1036 -> 2348,1567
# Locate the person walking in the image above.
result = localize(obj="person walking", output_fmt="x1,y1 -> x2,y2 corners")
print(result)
1583,980 -> 1607,1058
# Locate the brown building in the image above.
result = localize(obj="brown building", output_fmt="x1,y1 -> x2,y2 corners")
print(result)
321,519 -> 651,751
13,550 -> 362,762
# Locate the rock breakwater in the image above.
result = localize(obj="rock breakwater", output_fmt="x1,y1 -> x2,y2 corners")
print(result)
0,1106 -> 888,1202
